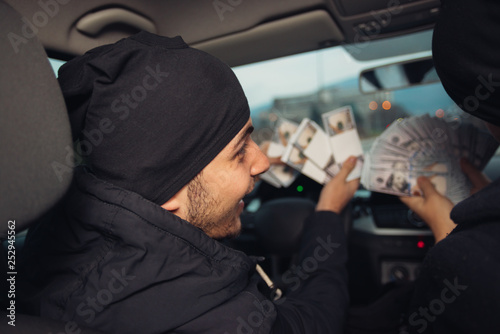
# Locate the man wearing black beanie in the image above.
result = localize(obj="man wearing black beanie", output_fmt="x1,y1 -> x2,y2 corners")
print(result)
399,0 -> 500,332
19,31 -> 359,333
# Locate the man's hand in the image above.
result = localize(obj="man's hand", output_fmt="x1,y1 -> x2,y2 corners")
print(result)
460,158 -> 491,194
316,156 -> 360,214
400,177 -> 455,243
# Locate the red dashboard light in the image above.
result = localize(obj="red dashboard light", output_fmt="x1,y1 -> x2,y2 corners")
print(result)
417,240 -> 425,249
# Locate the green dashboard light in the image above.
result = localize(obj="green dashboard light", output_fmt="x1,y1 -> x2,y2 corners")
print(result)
297,185 -> 304,192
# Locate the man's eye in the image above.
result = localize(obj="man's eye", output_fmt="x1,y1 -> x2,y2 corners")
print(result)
237,142 -> 248,160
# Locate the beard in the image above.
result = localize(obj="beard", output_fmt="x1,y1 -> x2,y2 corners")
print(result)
186,172 -> 244,240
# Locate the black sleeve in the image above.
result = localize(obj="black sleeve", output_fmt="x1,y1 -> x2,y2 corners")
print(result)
271,210 -> 349,334
407,223 -> 500,334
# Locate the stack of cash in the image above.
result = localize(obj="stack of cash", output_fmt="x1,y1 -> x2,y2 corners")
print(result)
361,115 -> 499,203
261,105 -> 364,187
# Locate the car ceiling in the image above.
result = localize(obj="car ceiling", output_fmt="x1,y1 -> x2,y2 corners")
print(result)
5,0 -> 440,67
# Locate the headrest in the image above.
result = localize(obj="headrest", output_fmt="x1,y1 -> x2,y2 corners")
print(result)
0,1 -> 73,239
254,198 -> 315,256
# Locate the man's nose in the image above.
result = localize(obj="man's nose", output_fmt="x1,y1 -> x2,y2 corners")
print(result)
251,141 -> 270,176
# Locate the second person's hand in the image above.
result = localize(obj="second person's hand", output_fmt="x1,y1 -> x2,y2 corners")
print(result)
400,176 -> 456,243
460,158 -> 491,194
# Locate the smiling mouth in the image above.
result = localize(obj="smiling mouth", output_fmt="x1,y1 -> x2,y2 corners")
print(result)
236,178 -> 255,212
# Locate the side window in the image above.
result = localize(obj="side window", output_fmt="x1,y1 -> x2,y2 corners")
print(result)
49,58 -> 65,77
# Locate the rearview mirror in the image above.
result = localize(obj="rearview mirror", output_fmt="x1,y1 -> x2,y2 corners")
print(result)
359,57 -> 439,94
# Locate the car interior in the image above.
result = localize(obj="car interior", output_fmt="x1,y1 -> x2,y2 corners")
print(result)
1,0 -> 499,333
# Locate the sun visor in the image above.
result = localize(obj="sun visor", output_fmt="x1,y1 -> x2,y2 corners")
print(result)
193,10 -> 344,67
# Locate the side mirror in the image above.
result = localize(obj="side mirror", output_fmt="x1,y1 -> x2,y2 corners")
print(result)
359,57 -> 439,94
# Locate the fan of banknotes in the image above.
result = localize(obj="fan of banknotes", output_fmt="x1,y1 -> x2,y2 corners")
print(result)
260,105 -> 364,187
360,114 -> 499,204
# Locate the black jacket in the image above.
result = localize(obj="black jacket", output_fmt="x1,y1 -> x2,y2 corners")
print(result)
20,167 -> 349,333
407,179 -> 500,334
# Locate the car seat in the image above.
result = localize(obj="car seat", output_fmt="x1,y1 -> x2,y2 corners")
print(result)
0,1 -> 103,332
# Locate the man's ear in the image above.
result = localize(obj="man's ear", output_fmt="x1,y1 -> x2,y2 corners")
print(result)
161,197 -> 180,212
160,185 -> 188,220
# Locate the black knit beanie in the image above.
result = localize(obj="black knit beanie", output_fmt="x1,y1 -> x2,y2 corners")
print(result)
432,0 -> 500,127
58,31 -> 250,205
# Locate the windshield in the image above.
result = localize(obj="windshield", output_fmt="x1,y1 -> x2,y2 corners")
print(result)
233,29 -> 463,152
